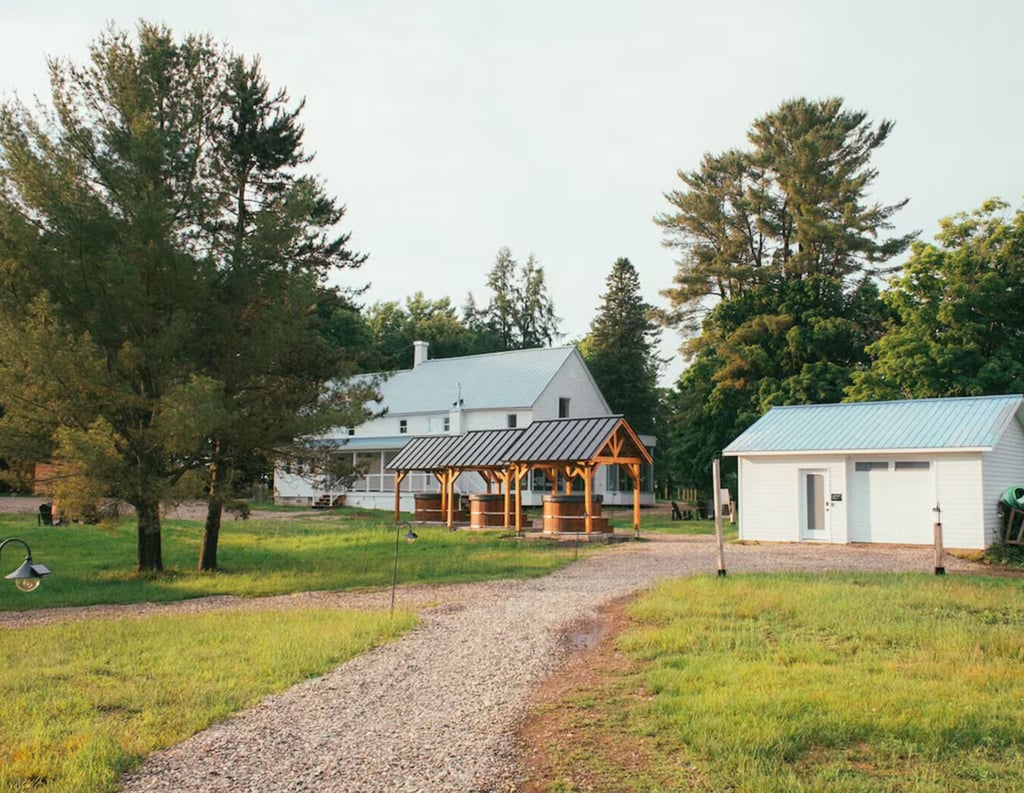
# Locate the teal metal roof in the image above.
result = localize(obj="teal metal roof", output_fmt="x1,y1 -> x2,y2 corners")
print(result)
723,395 -> 1024,455
375,346 -> 584,414
316,436 -> 409,451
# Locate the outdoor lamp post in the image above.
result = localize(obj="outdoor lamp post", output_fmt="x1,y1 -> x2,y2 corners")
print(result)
0,537 -> 52,593
390,521 -> 418,613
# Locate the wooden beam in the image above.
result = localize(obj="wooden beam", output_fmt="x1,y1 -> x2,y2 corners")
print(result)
514,465 -> 530,536
584,465 -> 594,534
394,470 -> 408,522
446,469 -> 456,529
627,462 -> 641,536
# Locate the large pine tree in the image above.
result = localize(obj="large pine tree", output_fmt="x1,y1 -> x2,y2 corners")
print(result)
581,258 -> 662,435
656,98 -> 912,489
0,23 -> 368,571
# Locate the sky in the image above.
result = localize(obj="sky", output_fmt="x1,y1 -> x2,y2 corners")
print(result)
3,1 -> 1023,385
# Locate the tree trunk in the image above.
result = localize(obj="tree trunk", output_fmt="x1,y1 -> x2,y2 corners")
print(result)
198,495 -> 223,571
136,497 -> 163,572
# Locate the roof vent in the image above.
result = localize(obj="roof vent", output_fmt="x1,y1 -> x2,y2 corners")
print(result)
413,340 -> 429,368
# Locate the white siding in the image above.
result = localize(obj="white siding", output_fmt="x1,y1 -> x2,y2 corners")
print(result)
934,454 -> 985,549
738,455 -> 848,543
534,354 -> 610,420
982,417 -> 1024,545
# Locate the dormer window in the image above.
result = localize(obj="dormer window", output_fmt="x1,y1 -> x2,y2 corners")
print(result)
507,414 -> 517,428
399,419 -> 408,434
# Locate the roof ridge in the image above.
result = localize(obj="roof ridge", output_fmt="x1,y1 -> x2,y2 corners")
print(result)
770,394 -> 1024,411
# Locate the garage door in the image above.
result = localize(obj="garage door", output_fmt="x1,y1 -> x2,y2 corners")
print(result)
848,460 -> 934,544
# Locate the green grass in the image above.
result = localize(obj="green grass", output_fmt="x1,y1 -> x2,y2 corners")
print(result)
0,607 -> 417,793
0,510 -> 591,611
543,573 -> 1024,792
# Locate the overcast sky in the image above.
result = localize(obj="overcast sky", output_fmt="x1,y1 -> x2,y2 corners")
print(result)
3,1 -> 1023,384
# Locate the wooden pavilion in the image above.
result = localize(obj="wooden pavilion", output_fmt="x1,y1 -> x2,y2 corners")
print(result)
387,416 -> 653,535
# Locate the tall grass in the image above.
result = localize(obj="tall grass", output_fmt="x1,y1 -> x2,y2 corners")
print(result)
0,511 -> 589,611
545,574 -> 1024,792
0,608 -> 416,793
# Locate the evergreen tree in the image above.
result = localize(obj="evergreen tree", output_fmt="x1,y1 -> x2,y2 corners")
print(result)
0,24 -> 367,571
473,247 -> 561,350
581,258 -> 662,434
656,98 -> 910,487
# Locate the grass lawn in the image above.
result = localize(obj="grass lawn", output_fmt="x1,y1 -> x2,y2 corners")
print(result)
0,509 -> 594,611
532,573 -> 1024,792
0,607 -> 416,793
0,507 -> 599,793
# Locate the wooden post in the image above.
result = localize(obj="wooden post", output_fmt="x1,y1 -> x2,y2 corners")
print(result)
933,504 -> 945,575
394,471 -> 407,522
713,457 -> 726,576
515,466 -> 529,536
630,462 -> 641,538
446,471 -> 455,530
584,466 -> 593,535
502,470 -> 512,529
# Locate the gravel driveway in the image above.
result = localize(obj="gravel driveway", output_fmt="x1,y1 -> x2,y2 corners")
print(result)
78,536 -> 981,793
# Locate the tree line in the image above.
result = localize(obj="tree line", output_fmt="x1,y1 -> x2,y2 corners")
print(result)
1,22 -> 1019,570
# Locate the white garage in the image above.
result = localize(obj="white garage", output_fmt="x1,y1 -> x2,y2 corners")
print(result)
723,394 -> 1024,550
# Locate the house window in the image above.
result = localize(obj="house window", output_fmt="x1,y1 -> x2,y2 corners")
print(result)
347,427 -> 355,436
443,417 -> 450,432
399,419 -> 408,434
895,461 -> 930,471
854,461 -> 888,472
558,398 -> 570,418
507,414 -> 517,428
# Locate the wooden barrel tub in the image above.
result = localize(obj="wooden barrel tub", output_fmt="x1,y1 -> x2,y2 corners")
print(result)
469,493 -> 507,528
413,492 -> 443,522
541,494 -> 610,533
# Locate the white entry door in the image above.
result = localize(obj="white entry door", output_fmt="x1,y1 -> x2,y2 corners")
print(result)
800,469 -> 830,541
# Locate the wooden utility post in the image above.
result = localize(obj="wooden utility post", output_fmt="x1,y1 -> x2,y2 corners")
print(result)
713,457 -> 726,576
933,504 -> 945,575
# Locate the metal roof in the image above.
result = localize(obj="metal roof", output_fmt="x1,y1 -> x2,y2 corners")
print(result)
373,346 -> 584,414
723,394 -> 1024,455
446,428 -> 523,468
313,436 -> 409,451
386,435 -> 464,471
387,429 -> 523,472
387,417 -> 653,471
503,415 -> 652,464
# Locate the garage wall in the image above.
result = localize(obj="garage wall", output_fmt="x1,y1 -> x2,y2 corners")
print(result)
737,455 -> 847,543
982,417 -> 1024,545
934,454 -> 985,549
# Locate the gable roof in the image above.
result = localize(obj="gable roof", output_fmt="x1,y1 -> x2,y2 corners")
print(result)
388,428 -> 524,472
504,416 -> 653,465
387,417 -> 653,472
373,346 -> 583,414
723,394 -> 1024,456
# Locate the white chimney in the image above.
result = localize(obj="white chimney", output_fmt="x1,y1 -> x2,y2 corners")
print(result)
413,340 -> 429,368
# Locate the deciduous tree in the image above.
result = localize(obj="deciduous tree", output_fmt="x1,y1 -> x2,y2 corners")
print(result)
849,199 -> 1024,400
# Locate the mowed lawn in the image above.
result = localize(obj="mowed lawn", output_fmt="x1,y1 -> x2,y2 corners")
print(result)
535,573 -> 1024,793
0,509 -> 590,611
0,509 -> 591,793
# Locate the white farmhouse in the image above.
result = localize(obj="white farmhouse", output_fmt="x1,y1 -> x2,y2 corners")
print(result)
274,342 -> 656,511
724,394 -> 1024,550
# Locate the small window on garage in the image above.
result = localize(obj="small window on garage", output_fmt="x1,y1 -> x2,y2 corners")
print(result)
399,419 -> 408,434
895,461 -> 930,471
855,461 -> 888,472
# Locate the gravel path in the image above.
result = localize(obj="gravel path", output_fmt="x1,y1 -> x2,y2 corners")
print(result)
64,537 -> 979,793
